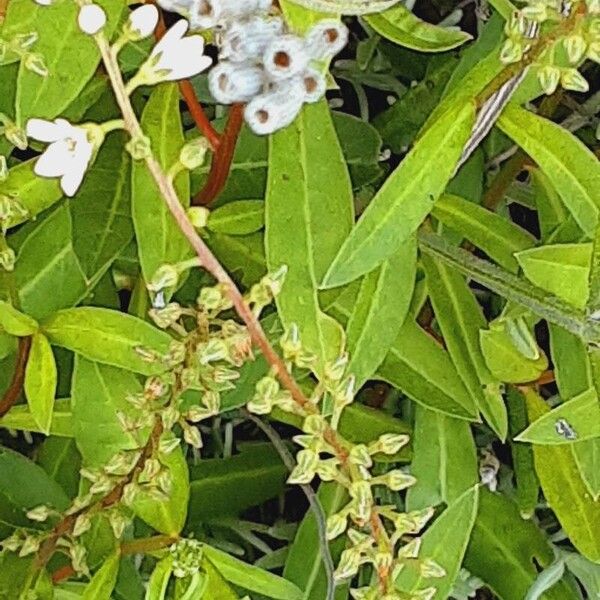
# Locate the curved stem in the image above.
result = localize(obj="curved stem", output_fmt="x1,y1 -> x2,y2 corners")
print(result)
0,335 -> 32,418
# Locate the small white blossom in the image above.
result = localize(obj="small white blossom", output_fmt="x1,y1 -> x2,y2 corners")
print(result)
127,5 -> 159,40
26,118 -> 101,197
78,4 -> 107,36
141,20 -> 212,83
34,0 -> 52,5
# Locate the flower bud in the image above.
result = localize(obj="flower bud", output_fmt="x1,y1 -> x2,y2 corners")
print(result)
326,512 -> 348,539
561,68 -> 589,92
221,16 -> 284,63
500,38 -> 523,64
160,435 -> 181,454
180,137 -> 210,170
4,121 -> 28,150
305,20 -> 349,60
302,414 -> 327,434
183,422 -> 203,448
187,206 -> 210,230
334,548 -> 362,580
564,35 -> 587,63
420,558 -> 446,578
197,338 -> 229,364
126,5 -> 159,40
126,134 -> 152,160
374,469 -> 416,491
263,35 -> 310,81
0,156 -> 7,182
300,68 -> 326,104
396,537 -> 421,559
148,264 -> 179,293
12,32 -> 38,51
316,457 -> 340,481
411,587 -> 436,600
109,510 -> 128,539
73,513 -> 92,537
349,444 -> 373,468
162,406 -> 181,430
70,543 -> 89,575
2,534 -> 22,552
19,536 -> 40,557
371,433 -> 410,456
537,65 -> 560,95
78,4 -> 107,36
287,449 -> 319,484
26,505 -> 51,522
24,52 -> 48,77
0,247 -> 16,272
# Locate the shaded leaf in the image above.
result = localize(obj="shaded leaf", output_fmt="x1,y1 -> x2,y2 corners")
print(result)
207,200 -> 264,236
82,553 -> 120,600
24,332 -> 56,434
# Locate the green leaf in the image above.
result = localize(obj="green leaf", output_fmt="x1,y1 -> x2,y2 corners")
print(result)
204,545 -> 303,600
396,486 -> 479,599
498,105 -> 600,237
207,200 -> 265,236
345,237 -> 416,386
24,332 -> 56,435
422,252 -> 507,438
525,389 -> 600,562
322,102 -> 476,288
480,322 -> 548,383
284,483 -> 348,600
516,244 -> 591,310
38,437 -> 82,499
132,83 -> 192,284
365,4 -> 471,52
464,490 -> 575,600
0,553 -> 53,600
71,357 -> 145,467
82,553 -> 120,600
266,101 -> 353,374
0,399 -> 73,437
201,559 -> 239,600
376,318 -> 479,420
14,204 -> 88,320
517,388 -> 600,444
3,0 -> 123,123
145,557 -> 173,600
406,406 -> 478,511
0,446 -> 69,529
0,301 -> 38,336
41,307 -> 173,375
0,159 -> 62,230
432,193 -> 536,273
187,443 -> 286,522
133,443 -> 189,536
69,132 -> 133,279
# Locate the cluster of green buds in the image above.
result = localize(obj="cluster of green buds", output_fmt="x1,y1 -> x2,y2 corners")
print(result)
0,32 -> 48,77
500,0 -> 600,94
247,332 -> 442,598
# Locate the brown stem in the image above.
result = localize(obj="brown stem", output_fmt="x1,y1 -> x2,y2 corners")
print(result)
193,103 -> 245,206
0,336 -> 32,418
120,534 -> 177,556
51,565 -> 75,585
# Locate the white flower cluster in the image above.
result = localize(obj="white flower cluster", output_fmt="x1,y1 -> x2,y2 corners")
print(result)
158,0 -> 349,134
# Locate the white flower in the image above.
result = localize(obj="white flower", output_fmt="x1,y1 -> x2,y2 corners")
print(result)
78,4 -> 107,36
34,0 -> 52,5
127,5 -> 159,40
141,20 -> 212,83
26,118 -> 101,197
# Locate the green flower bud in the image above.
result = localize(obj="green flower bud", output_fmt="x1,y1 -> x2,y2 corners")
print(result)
349,444 -> 373,468
564,35 -> 587,63
19,535 -> 40,557
23,52 -> 48,77
561,68 -> 589,92
180,137 -> 209,170
187,206 -> 210,230
0,156 -> 7,182
108,510 -> 128,539
148,264 -> 179,293
500,38 -> 523,64
373,469 -> 416,491
288,449 -> 319,484
334,548 -> 362,580
26,505 -> 52,522
371,433 -> 410,456
316,457 -> 340,481
397,537 -> 421,559
537,64 -> 560,95
4,121 -> 27,150
125,133 -> 152,160
183,422 -> 203,448
73,513 -> 92,537
326,512 -> 348,539
420,558 -> 446,578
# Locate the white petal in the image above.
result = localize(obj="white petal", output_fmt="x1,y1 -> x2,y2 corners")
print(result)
78,4 -> 107,36
26,118 -> 62,142
151,19 -> 189,59
60,165 -> 86,197
160,38 -> 211,80
34,142 -> 70,177
129,5 -> 159,39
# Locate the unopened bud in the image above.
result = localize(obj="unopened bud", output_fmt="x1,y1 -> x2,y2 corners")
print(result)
187,206 -> 210,230
326,512 -> 348,540
148,264 -> 179,293
0,156 -> 7,182
349,444 -> 372,468
73,513 -> 92,537
26,505 -> 51,522
4,122 -> 27,150
420,558 -> 446,578
180,137 -> 209,170
287,449 -> 319,484
24,52 -> 48,77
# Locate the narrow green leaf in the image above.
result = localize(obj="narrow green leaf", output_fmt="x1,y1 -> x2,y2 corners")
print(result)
346,237 -> 416,386
407,406 -> 478,510
202,559 -> 239,600
322,102 -> 476,288
207,200 -> 265,236
145,557 -> 173,600
422,252 -> 507,438
266,101 -> 353,373
82,553 -> 120,600
187,443 -> 286,522
516,244 -> 591,310
38,437 -> 81,498
132,83 -> 192,284
24,332 -> 56,434
204,545 -> 303,600
464,490 -> 576,600
432,193 -> 536,273
0,399 -> 73,437
3,0 -> 123,123
365,4 -> 471,52
525,388 -> 600,563
284,483 -> 348,600
41,307 -> 173,375
397,486 -> 479,599
498,105 -> 600,237
517,388 -> 600,444
0,301 -> 38,336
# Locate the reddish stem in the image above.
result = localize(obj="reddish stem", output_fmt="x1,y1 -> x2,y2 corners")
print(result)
0,336 -> 32,418
51,565 -> 76,585
194,104 -> 245,206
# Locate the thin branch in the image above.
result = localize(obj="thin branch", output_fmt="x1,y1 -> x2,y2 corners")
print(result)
0,336 -> 32,418
244,411 -> 336,600
193,103 -> 245,206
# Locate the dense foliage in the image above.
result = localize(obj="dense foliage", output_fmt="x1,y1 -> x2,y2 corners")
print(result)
0,0 -> 599,598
